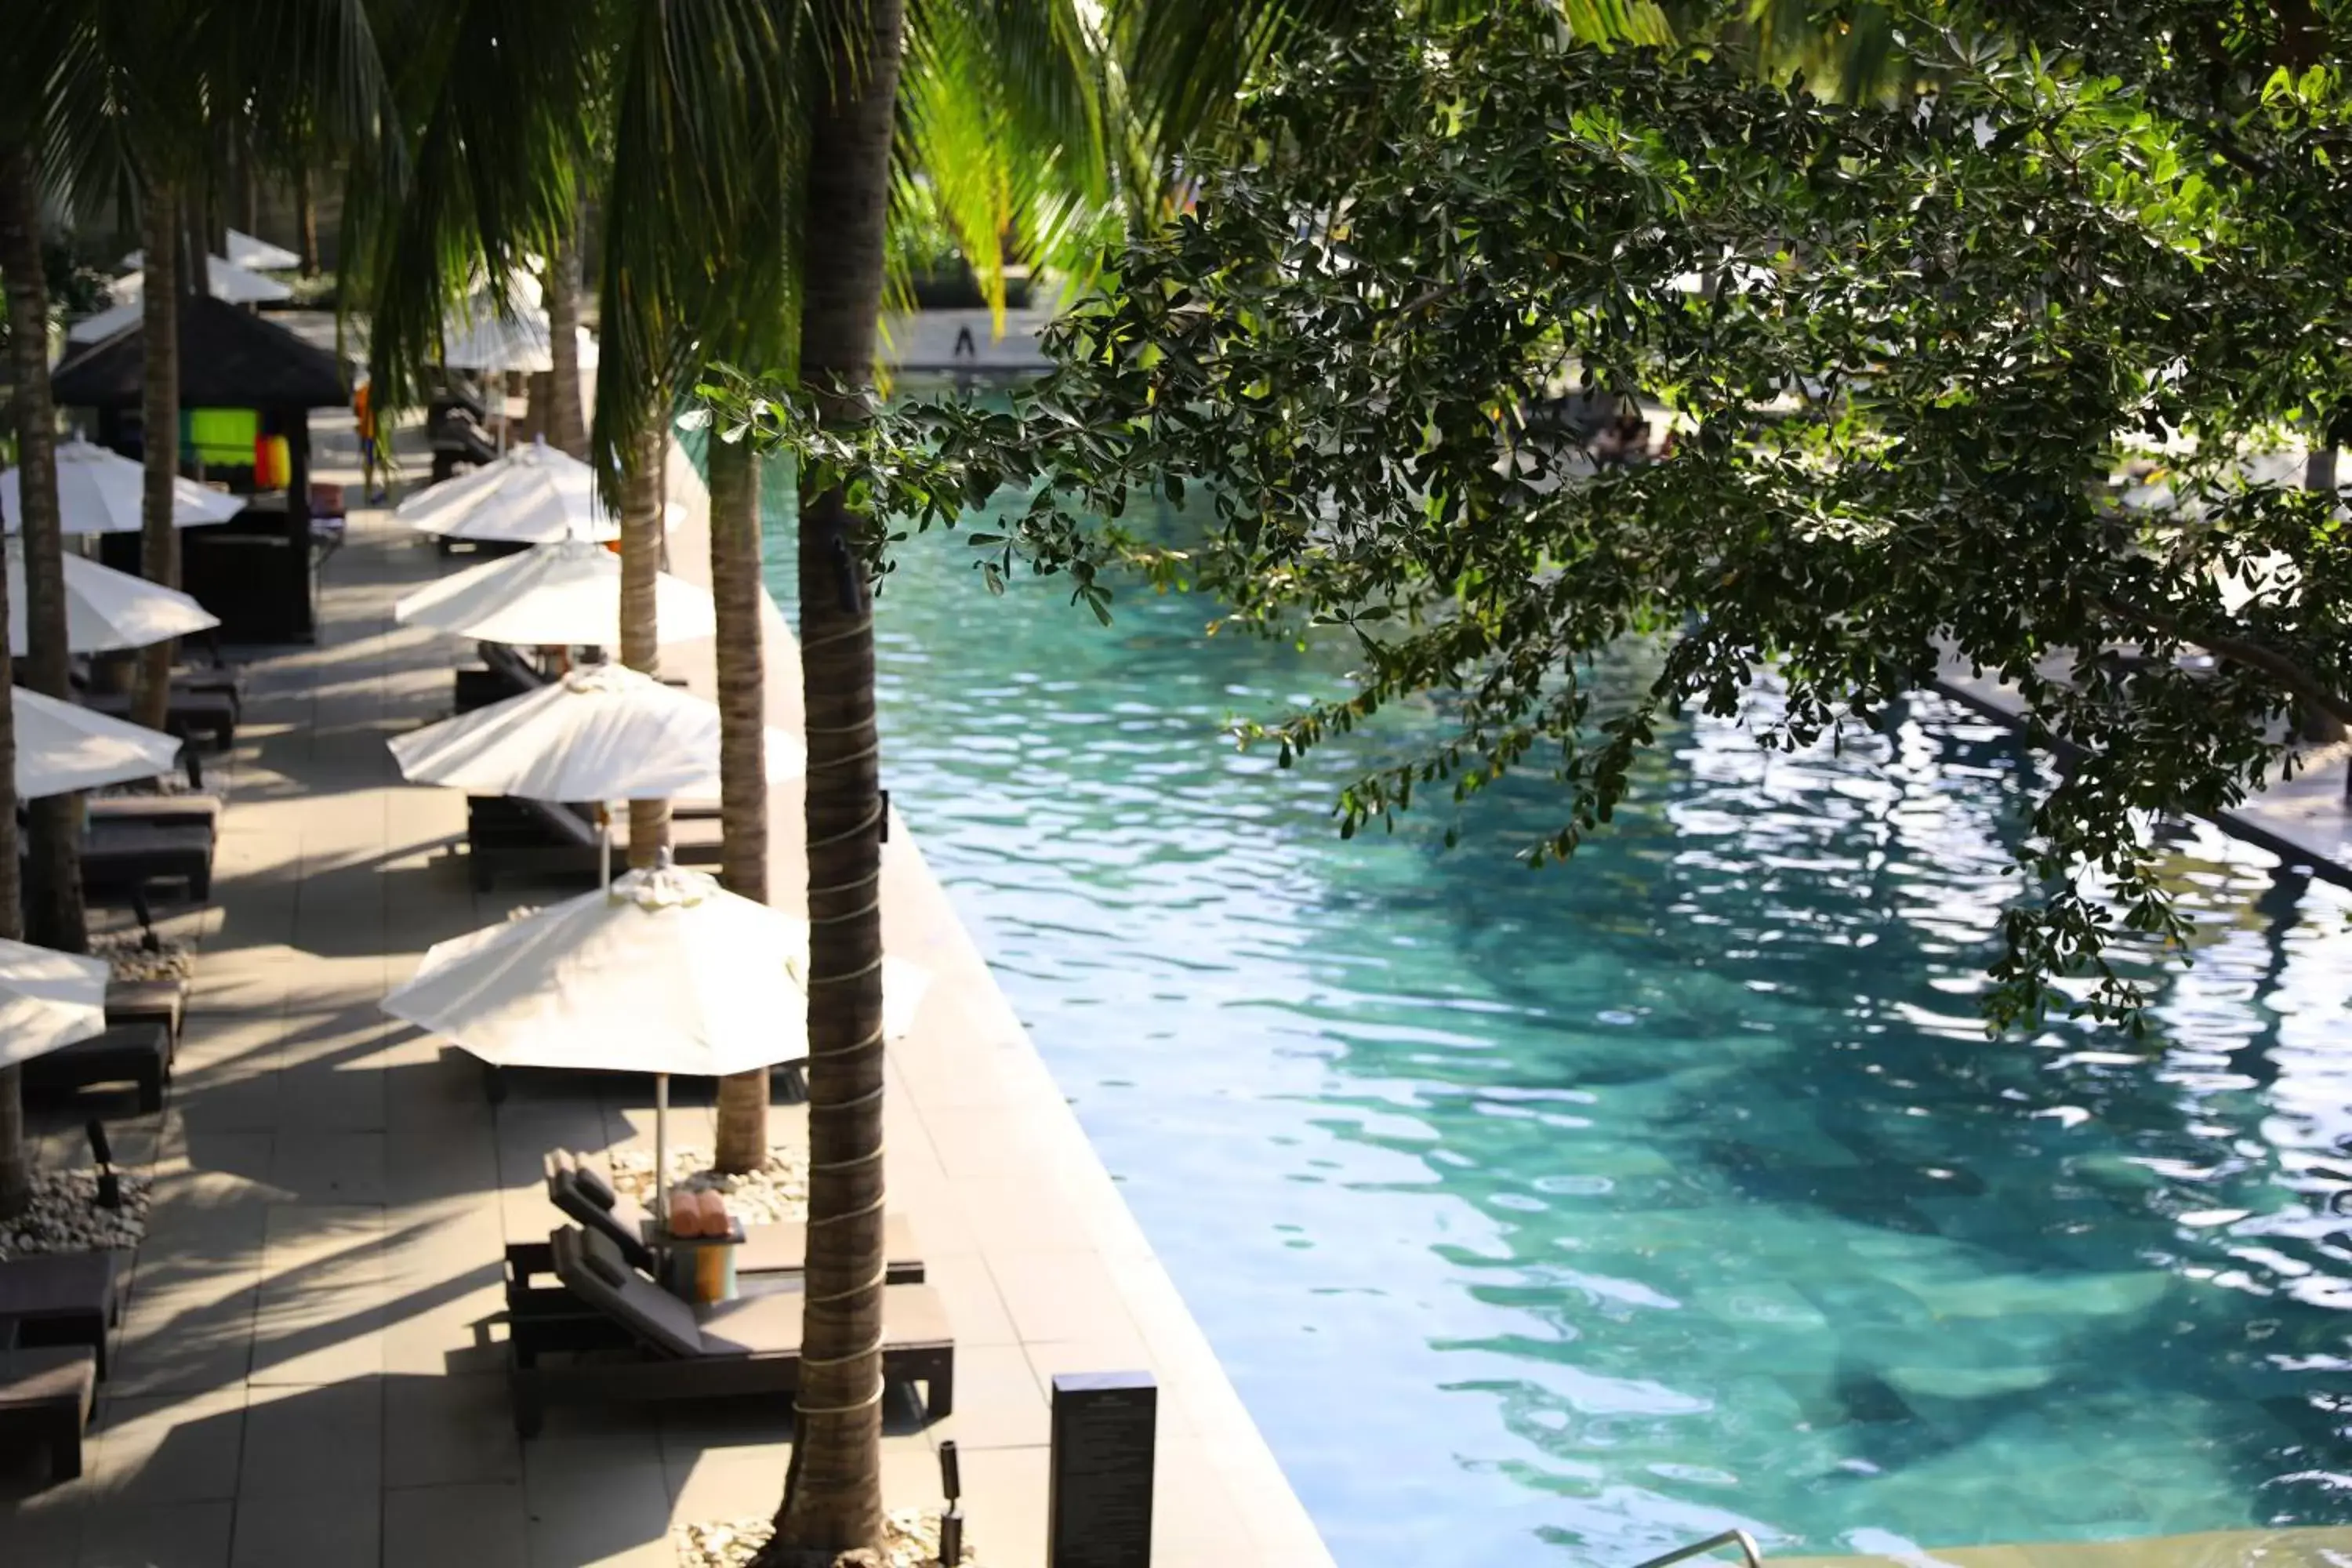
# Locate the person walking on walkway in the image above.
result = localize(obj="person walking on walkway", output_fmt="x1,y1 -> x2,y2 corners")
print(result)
354,374 -> 387,504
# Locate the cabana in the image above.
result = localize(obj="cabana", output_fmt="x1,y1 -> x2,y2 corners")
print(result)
50,296 -> 346,643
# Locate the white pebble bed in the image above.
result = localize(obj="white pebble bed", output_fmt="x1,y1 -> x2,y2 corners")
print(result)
609,1144 -> 811,1225
92,775 -> 201,798
0,1168 -> 151,1260
674,1509 -> 975,1568
89,931 -> 194,982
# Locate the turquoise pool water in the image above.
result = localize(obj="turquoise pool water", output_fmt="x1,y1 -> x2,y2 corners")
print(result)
755,480 -> 2352,1566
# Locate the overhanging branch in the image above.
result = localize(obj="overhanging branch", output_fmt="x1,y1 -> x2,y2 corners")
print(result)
2106,598 -> 2352,727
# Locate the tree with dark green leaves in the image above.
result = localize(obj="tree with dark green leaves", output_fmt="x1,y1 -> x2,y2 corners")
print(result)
704,1 -> 2352,1034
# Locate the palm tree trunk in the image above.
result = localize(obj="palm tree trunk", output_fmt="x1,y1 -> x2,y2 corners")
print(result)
545,223 -> 587,459
2,146 -> 85,956
297,165 -> 319,276
234,140 -> 259,239
620,423 -> 669,870
763,0 -> 905,1558
133,183 -> 182,734
0,154 -> 27,1218
709,435 -> 769,1174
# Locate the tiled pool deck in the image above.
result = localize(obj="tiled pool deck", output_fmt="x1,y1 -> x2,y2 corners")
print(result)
0,423 -> 1331,1566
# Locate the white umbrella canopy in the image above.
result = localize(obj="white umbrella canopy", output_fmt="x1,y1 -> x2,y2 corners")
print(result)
0,939 -> 111,1072
15,688 -> 180,798
382,865 -> 825,1078
223,228 -> 302,271
109,256 -> 293,305
387,662 -> 803,801
2,438 -> 247,535
64,299 -> 141,347
441,307 -> 554,374
394,441 -> 626,544
394,539 -> 717,647
5,540 -> 221,656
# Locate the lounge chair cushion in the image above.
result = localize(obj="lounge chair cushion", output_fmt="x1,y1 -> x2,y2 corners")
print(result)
695,1281 -> 952,1358
552,1226 -> 702,1358
549,1168 -> 655,1272
580,1247 -> 630,1291
693,1293 -> 808,1357
572,1165 -> 618,1211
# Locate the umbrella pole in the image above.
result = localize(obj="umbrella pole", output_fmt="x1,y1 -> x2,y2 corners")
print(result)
598,804 -> 612,891
653,1071 -> 669,1238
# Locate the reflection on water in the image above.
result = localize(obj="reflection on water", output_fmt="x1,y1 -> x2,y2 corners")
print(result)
752,472 -> 2352,1566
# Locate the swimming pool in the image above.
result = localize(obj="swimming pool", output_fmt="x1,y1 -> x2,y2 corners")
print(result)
756,477 -> 2352,1566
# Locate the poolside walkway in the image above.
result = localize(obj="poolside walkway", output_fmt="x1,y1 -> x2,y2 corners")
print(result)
1931,655 -> 2352,889
0,423 -> 1331,1566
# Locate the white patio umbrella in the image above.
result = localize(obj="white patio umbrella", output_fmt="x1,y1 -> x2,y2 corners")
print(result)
14,688 -> 181,797
387,662 -> 804,883
394,538 -> 717,647
2,438 -> 247,535
5,540 -> 221,656
380,864 -> 926,1225
441,308 -> 554,375
0,938 -> 110,1072
108,256 -> 293,305
394,440 -> 626,544
223,228 -> 302,271
69,255 -> 293,343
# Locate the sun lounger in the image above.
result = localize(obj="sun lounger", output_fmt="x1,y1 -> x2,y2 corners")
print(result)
106,977 -> 187,1050
508,1225 -> 953,1437
464,795 -> 722,890
0,1345 -> 96,1482
77,821 -> 212,905
85,793 -> 223,840
169,668 -> 241,720
78,689 -> 237,753
540,1152 -> 925,1283
0,1251 -> 122,1381
20,1022 -> 171,1114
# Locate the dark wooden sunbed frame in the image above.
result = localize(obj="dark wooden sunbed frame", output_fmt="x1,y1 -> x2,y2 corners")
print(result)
0,1343 -> 96,1483
465,795 -> 723,890
105,977 -> 187,1048
504,1231 -> 954,1437
77,822 -> 213,904
20,1022 -> 172,1114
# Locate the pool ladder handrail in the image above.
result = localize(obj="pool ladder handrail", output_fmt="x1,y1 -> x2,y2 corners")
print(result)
1626,1529 -> 1766,1568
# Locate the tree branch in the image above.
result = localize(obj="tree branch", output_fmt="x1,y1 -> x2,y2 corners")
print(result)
2105,597 -> 2352,726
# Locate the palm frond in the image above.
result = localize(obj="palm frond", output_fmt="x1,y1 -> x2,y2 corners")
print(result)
591,0 -> 810,499
898,0 -> 1109,327
351,0 -> 601,412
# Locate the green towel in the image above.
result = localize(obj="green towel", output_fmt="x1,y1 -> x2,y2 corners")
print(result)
183,408 -> 258,467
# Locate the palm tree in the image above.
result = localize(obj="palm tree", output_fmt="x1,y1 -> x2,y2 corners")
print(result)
1,136 -> 84,956
757,7 -> 908,1552
543,220 -> 587,459
584,0 -> 802,1180
48,2 -> 391,916
706,432 -> 770,1170
621,424 -> 669,869
132,181 -> 181,736
0,151 -> 40,1218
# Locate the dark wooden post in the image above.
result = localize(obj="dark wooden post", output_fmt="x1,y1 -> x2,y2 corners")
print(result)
285,414 -> 314,641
